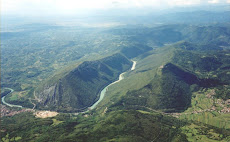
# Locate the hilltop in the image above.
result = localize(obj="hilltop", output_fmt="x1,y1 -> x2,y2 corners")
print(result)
35,53 -> 132,112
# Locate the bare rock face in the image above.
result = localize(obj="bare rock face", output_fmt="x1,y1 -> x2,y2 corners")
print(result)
37,85 -> 56,103
36,53 -> 132,112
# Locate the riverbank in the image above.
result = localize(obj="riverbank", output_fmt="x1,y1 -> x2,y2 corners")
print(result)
88,60 -> 137,111
1,60 -> 137,115
131,60 -> 137,71
1,88 -> 23,108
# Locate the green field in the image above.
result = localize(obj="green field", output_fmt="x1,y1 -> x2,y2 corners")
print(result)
178,89 -> 230,129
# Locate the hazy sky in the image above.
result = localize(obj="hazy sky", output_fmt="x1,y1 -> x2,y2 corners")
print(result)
2,0 -> 230,16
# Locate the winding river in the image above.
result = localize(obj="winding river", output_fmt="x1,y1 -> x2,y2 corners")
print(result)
88,60 -> 137,110
1,88 -> 23,108
1,61 -> 137,112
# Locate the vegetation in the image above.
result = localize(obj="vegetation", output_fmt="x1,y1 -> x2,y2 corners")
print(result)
1,16 -> 230,142
35,53 -> 132,112
114,63 -> 195,112
215,86 -> 230,100
1,110 -> 187,142
177,89 -> 230,129
2,109 -> 230,142
1,89 -> 11,98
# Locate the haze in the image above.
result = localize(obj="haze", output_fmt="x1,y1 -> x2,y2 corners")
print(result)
2,0 -> 230,17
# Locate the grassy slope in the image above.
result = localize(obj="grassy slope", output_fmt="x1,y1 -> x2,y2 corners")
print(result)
2,24 -> 230,142
95,47 -> 174,113
113,42 -> 229,111
178,89 -> 230,129
35,53 -> 132,112
91,41 -> 230,141
119,63 -> 197,112
2,44 -> 230,142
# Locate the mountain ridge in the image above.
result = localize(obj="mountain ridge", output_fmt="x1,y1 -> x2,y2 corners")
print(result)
35,53 -> 132,112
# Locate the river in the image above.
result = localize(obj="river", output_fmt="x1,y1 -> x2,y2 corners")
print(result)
2,60 -> 137,112
88,60 -> 137,110
1,88 -> 23,108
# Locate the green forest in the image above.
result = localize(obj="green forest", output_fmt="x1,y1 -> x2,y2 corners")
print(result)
1,6 -> 230,142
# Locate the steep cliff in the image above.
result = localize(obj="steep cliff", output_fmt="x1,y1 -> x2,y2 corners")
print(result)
36,53 -> 132,112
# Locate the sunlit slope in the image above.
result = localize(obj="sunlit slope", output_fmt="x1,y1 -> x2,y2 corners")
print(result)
97,41 -> 230,113
35,53 -> 132,112
120,63 -> 198,112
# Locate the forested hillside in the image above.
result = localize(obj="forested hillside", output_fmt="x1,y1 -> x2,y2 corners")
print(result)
1,9 -> 230,142
35,53 -> 132,112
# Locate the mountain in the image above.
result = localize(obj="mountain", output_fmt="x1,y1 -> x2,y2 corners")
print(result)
121,44 -> 153,58
2,21 -> 230,142
156,11 -> 230,24
35,53 -> 132,112
116,63 -> 197,112
107,41 -> 229,113
108,24 -> 230,48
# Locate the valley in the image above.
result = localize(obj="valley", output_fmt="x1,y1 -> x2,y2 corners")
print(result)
1,88 -> 22,108
1,8 -> 230,142
88,60 -> 137,111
